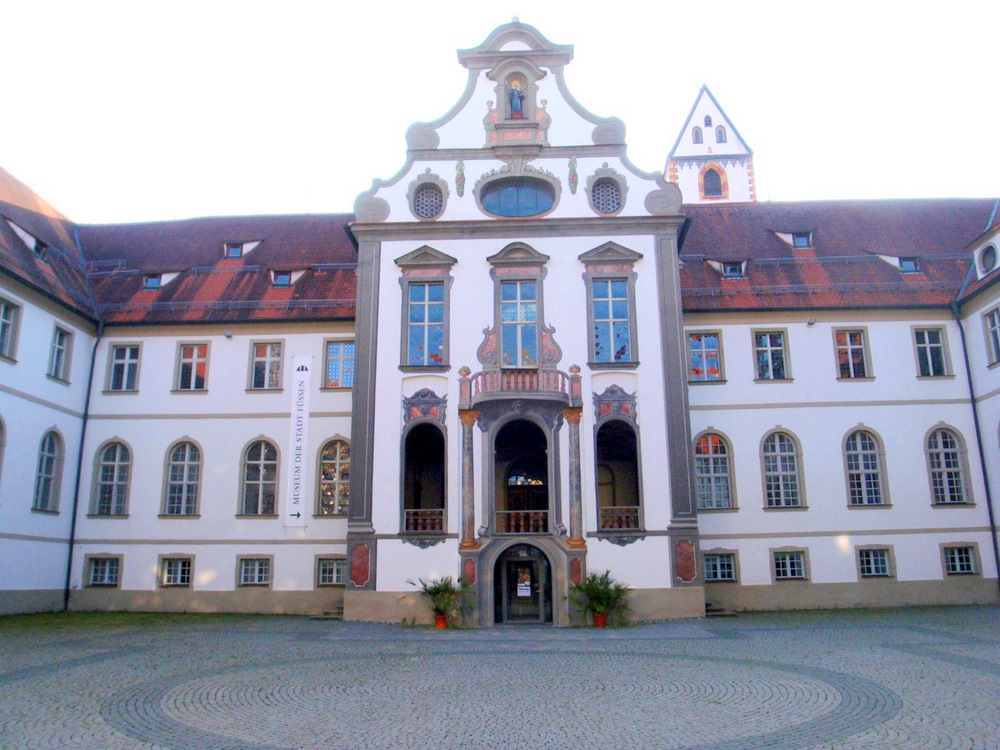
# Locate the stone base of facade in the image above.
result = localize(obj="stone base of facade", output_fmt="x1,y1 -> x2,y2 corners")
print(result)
705,577 -> 1000,612
0,589 -> 64,616
343,590 -> 434,625
68,588 -> 343,615
627,586 -> 706,622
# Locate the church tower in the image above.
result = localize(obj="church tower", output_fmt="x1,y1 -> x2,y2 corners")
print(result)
666,85 -> 755,204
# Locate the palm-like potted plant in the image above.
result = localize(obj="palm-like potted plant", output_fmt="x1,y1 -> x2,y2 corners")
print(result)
410,576 -> 471,628
569,569 -> 631,628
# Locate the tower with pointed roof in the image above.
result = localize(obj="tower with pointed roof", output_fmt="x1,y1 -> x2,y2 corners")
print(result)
666,85 -> 755,204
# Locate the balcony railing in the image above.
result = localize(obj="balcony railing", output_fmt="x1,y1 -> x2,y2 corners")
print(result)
404,508 -> 444,533
459,368 -> 582,408
599,506 -> 641,531
495,510 -> 548,534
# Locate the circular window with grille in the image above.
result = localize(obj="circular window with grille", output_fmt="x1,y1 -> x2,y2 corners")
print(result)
981,245 -> 997,274
412,183 -> 444,219
591,179 -> 622,214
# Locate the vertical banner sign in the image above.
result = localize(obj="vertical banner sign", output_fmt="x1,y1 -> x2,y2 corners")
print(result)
285,356 -> 311,527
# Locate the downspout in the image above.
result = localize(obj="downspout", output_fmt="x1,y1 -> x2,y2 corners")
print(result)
951,295 -> 1000,594
63,227 -> 102,610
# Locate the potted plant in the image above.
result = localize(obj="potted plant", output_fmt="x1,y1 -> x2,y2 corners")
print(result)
569,570 -> 631,628
410,576 -> 471,628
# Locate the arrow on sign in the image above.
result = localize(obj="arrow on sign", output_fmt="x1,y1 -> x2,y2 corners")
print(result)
289,512 -> 301,519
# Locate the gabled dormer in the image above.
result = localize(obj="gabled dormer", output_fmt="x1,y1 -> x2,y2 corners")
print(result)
666,85 -> 756,204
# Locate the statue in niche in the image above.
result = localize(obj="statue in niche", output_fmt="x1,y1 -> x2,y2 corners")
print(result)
507,80 -> 525,119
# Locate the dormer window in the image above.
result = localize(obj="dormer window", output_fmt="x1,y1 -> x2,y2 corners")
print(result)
272,271 -> 292,287
704,115 -> 713,127
143,274 -> 162,290
980,245 -> 997,274
792,232 -> 812,249
692,126 -> 703,144
722,262 -> 744,279
899,257 -> 919,273
34,241 -> 48,259
224,243 -> 244,258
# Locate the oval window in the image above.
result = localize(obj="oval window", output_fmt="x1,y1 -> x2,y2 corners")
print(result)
480,177 -> 555,218
981,245 -> 997,274
413,183 -> 444,219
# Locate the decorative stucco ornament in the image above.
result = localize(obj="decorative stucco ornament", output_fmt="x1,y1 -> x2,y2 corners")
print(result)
354,193 -> 390,223
405,123 -> 440,151
568,157 -> 578,195
455,161 -> 465,197
644,183 -> 683,216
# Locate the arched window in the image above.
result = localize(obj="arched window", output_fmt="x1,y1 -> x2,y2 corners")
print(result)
716,125 -> 727,143
595,420 -> 641,530
165,441 -> 201,516
845,430 -> 884,506
241,440 -> 277,515
33,430 -> 62,511
318,439 -> 350,515
695,433 -> 732,509
691,126 -> 703,144
704,115 -> 713,127
762,431 -> 801,508
926,428 -> 968,504
480,177 -> 556,218
402,423 -> 445,532
93,441 -> 130,516
703,168 -> 724,198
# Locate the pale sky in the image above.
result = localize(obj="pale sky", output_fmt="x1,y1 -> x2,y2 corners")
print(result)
2,0 -> 997,224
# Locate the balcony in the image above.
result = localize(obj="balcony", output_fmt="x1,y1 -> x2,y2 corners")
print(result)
495,510 -> 549,535
460,368 -> 582,408
403,508 -> 444,533
598,506 -> 641,531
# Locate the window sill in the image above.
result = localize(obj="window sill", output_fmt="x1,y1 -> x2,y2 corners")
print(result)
0,354 -> 17,365
46,374 -> 70,386
238,584 -> 272,588
398,365 -> 450,373
931,502 -> 975,508
945,571 -> 979,576
763,505 -> 808,511
753,378 -> 793,384
159,584 -> 191,589
589,361 -> 639,371
313,513 -> 348,518
31,508 -> 60,515
916,375 -> 955,381
836,377 -> 875,382
688,379 -> 727,385
170,389 -> 208,394
774,577 -> 810,582
235,514 -> 280,519
697,506 -> 739,513
987,359 -> 1000,370
847,503 -> 891,509
86,514 -> 129,519
859,574 -> 895,580
319,386 -> 353,392
85,583 -> 120,588
704,578 -> 738,584
317,582 -> 347,588
245,388 -> 283,394
102,389 -> 139,395
158,514 -> 201,519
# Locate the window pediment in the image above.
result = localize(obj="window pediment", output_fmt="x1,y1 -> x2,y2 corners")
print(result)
395,245 -> 458,270
487,242 -> 550,268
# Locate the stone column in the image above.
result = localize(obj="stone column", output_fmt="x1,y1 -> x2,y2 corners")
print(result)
459,409 -> 480,549
563,407 -> 586,549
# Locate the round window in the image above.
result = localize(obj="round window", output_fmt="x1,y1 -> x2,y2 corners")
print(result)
413,183 -> 444,219
981,245 -> 997,274
480,177 -> 555,218
591,179 -> 622,214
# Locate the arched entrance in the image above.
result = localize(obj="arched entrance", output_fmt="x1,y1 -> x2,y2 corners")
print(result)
493,544 -> 552,624
494,419 -> 549,534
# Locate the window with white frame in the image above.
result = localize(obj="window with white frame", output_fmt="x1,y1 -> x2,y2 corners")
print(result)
835,329 -> 869,378
318,558 -> 347,586
164,441 -> 200,516
33,430 -> 62,511
108,345 -> 139,391
858,548 -> 891,577
688,332 -> 722,381
239,558 -> 270,586
773,550 -> 806,580
703,553 -> 736,581
161,558 -> 191,586
324,341 -> 355,387
985,308 -> 1000,365
317,439 -> 349,515
249,342 -> 282,389
92,441 -> 130,516
762,432 -> 801,508
87,557 -> 120,586
845,430 -> 884,506
754,331 -> 788,380
241,440 -> 277,515
694,433 -> 732,509
0,297 -> 20,360
914,328 -> 947,377
943,546 -> 976,575
927,428 -> 967,504
176,344 -> 208,390
48,326 -> 72,380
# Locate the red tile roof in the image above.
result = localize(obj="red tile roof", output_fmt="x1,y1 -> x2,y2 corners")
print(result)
679,199 -> 999,311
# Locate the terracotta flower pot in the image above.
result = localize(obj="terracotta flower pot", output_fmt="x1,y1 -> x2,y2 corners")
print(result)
434,614 -> 448,629
592,613 -> 608,628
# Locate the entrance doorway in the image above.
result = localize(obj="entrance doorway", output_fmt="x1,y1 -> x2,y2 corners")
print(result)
494,544 -> 552,624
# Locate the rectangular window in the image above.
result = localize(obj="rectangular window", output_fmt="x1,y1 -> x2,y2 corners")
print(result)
859,548 -> 890,577
688,332 -> 722,382
899,257 -> 919,273
754,331 -> 787,380
88,557 -> 120,586
162,558 -> 191,587
722,262 -> 743,279
273,271 -> 292,287
318,558 -> 347,586
224,242 -> 244,258
406,282 -> 446,366
500,281 -> 538,368
835,329 -> 869,378
985,308 -> 1000,365
703,553 -> 736,582
591,279 -> 632,363
792,232 -> 811,249
239,558 -> 270,586
250,342 -> 282,389
0,297 -> 20,360
108,345 -> 139,391
944,546 -> 976,575
48,326 -> 72,380
914,328 -> 946,377
143,274 -> 161,289
773,551 -> 806,580
176,344 -> 209,390
325,341 -> 355,387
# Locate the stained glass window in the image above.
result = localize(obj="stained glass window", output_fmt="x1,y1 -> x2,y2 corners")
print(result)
407,283 -> 445,366
688,333 -> 721,381
500,281 -> 538,367
325,341 -> 355,387
592,279 -> 631,363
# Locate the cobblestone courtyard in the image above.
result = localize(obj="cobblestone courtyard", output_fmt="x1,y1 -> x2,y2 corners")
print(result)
1,606 -> 998,749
